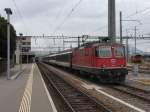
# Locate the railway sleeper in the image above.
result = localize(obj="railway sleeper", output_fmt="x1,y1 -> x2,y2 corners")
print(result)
38,63 -> 112,112
112,86 -> 150,102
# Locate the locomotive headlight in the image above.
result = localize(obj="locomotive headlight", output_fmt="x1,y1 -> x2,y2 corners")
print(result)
101,64 -> 106,68
121,65 -> 125,67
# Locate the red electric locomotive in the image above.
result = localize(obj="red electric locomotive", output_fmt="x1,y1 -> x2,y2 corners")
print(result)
72,42 -> 127,83
45,41 -> 128,83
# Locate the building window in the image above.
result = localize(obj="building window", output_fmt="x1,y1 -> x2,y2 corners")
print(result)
27,42 -> 30,45
22,37 -> 26,40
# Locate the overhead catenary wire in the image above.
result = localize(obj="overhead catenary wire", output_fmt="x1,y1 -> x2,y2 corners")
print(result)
126,6 -> 150,18
89,25 -> 107,36
52,0 -> 83,35
136,41 -> 150,44
11,0 -> 30,34
92,25 -> 107,32
121,6 -> 150,40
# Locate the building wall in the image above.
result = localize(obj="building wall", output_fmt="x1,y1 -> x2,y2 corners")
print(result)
15,36 -> 35,64
20,37 -> 31,53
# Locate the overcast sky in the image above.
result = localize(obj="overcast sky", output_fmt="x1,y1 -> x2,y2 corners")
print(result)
0,0 -> 150,52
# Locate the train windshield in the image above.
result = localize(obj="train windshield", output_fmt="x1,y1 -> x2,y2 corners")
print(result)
115,47 -> 124,57
96,47 -> 112,57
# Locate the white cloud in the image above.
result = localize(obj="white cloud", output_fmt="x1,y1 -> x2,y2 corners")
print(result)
0,0 -> 150,52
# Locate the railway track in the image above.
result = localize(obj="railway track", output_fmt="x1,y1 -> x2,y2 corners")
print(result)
127,66 -> 150,74
111,84 -> 150,103
38,62 -> 112,112
44,62 -> 150,102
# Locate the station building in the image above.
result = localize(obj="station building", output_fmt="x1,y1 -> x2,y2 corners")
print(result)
15,36 -> 35,64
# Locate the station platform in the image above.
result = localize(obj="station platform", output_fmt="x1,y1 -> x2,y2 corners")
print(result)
0,64 -> 26,80
0,63 -> 57,112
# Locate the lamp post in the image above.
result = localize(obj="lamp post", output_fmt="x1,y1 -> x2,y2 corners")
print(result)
19,33 -> 23,71
4,8 -> 12,80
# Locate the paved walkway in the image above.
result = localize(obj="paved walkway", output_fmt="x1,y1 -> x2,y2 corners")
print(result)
0,63 -> 56,112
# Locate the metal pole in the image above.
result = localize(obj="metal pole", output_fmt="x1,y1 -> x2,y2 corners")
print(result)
5,8 -> 12,80
126,29 -> 129,62
19,33 -> 23,71
7,14 -> 10,80
126,38 -> 129,62
120,11 -> 123,44
62,34 -> 65,50
108,0 -> 116,43
78,36 -> 80,48
134,26 -> 137,55
27,54 -> 28,64
20,41 -> 22,70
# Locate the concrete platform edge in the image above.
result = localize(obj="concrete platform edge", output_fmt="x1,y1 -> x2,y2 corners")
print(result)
36,64 -> 58,112
10,68 -> 25,80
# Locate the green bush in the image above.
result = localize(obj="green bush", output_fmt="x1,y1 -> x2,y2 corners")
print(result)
0,16 -> 16,59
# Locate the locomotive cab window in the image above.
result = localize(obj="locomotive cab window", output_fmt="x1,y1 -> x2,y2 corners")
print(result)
115,47 -> 124,57
96,47 -> 112,57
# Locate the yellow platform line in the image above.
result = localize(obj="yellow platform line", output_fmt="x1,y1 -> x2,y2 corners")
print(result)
19,64 -> 34,112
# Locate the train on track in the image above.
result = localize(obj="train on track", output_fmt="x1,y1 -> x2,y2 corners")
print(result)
131,54 -> 143,63
42,41 -> 128,83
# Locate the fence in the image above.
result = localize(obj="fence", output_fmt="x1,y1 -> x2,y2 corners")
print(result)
0,59 -> 14,74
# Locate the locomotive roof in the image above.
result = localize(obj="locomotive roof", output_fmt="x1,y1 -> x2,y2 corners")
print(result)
46,41 -> 123,58
48,49 -> 72,57
93,42 -> 123,47
76,41 -> 123,49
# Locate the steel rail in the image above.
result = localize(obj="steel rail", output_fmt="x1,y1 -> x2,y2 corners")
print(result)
38,63 -> 75,112
38,62 -> 112,112
111,84 -> 150,103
